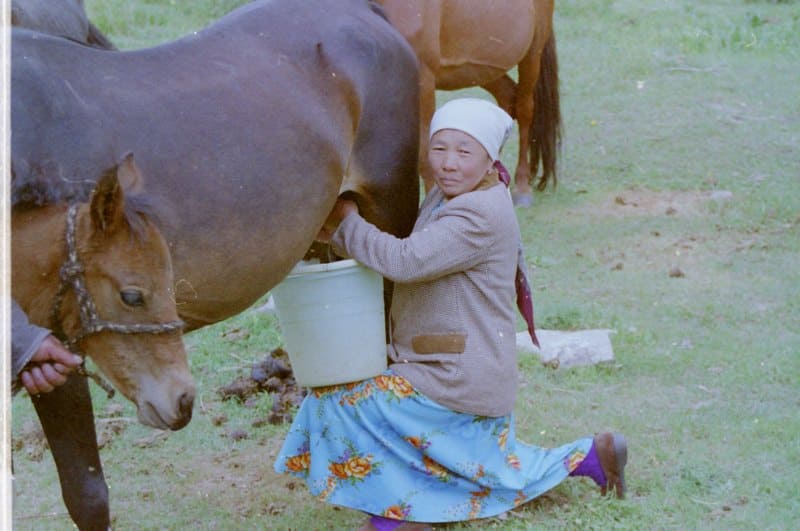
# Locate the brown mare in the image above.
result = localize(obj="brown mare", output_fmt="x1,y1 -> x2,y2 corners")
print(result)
11,0 -> 419,528
12,154 -> 194,529
11,0 -> 116,49
376,0 -> 560,206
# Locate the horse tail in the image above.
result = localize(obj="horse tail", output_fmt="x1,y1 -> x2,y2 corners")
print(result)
530,29 -> 561,191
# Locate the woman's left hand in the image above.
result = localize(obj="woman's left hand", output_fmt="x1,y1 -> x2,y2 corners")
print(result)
20,335 -> 83,395
316,197 -> 358,242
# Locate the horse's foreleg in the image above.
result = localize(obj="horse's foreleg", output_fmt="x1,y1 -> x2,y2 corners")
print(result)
31,373 -> 110,531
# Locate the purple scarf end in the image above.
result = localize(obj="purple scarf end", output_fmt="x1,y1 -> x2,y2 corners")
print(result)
494,160 -> 540,349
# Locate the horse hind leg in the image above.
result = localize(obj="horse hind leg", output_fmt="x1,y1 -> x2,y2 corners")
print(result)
31,374 -> 110,531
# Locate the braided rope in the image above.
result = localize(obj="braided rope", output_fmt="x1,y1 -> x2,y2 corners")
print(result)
48,204 -> 185,398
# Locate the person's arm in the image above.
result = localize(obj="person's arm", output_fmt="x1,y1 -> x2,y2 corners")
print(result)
11,299 -> 83,394
11,298 -> 51,377
329,197 -> 495,283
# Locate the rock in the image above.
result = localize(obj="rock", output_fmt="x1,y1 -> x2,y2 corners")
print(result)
517,329 -> 615,368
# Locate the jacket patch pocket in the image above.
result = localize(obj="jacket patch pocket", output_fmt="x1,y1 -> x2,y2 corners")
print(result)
412,334 -> 466,354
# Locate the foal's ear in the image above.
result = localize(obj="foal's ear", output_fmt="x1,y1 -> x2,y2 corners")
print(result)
90,152 -> 142,234
115,152 -> 144,195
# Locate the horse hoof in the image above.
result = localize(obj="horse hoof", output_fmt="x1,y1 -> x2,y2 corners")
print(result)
513,192 -> 534,208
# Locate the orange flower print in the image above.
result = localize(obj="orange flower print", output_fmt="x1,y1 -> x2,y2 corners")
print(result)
285,452 -> 310,473
388,376 -> 415,398
513,490 -> 527,507
384,505 -> 405,520
329,461 -> 349,480
422,455 -> 449,480
374,374 -> 392,391
341,392 -> 361,407
497,427 -> 509,450
471,486 -> 491,499
344,456 -> 373,478
565,449 -> 586,473
375,375 -> 414,399
312,384 -> 340,398
318,476 -> 337,502
329,451 -> 378,485
468,487 -> 491,519
468,464 -> 486,483
404,436 -> 430,450
336,383 -> 377,407
506,453 -> 521,470
383,502 -> 411,520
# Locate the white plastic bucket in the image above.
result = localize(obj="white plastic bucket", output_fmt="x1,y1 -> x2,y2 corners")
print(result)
271,259 -> 387,387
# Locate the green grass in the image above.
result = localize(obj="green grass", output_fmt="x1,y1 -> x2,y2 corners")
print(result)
11,0 -> 800,529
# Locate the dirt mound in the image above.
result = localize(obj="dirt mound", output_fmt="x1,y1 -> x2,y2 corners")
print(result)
218,347 -> 306,425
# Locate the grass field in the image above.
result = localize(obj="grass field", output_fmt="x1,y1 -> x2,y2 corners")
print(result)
11,0 -> 800,529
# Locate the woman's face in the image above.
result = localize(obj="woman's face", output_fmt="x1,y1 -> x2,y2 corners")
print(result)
428,129 -> 493,198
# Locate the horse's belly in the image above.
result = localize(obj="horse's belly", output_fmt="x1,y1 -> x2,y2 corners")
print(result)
438,0 -> 535,78
435,64 -> 511,91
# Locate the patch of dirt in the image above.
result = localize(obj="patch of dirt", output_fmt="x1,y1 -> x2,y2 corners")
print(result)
218,347 -> 307,425
189,439 -> 298,519
573,189 -> 731,219
12,420 -> 48,462
12,403 -> 136,465
96,403 -> 132,449
560,189 -> 740,279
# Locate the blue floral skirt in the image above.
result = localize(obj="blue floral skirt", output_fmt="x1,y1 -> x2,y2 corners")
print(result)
274,369 -> 593,523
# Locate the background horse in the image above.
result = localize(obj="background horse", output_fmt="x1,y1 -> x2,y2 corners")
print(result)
376,0 -> 560,206
12,154 -> 194,530
11,0 -> 116,49
11,0 -> 419,527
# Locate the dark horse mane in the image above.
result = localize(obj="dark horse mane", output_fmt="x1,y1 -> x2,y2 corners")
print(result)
11,161 -> 166,240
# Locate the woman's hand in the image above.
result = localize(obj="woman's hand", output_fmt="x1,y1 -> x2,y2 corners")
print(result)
316,197 -> 358,242
20,335 -> 83,395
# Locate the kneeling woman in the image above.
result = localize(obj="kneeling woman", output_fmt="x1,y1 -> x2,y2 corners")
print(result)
275,98 -> 627,530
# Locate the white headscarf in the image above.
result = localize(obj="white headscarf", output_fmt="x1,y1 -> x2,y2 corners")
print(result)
429,98 -> 513,161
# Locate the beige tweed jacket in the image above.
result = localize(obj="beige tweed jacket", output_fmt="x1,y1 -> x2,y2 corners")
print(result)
331,177 -> 521,416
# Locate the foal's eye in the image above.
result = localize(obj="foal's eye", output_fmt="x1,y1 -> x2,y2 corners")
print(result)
120,289 -> 145,307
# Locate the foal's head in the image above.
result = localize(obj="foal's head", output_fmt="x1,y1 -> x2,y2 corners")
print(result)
23,154 -> 196,429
